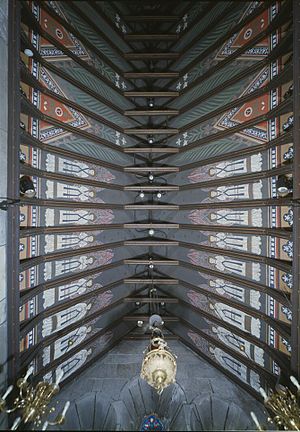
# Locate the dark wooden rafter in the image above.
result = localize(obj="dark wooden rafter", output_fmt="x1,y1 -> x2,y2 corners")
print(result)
20,223 -> 292,240
33,323 -> 136,384
291,0 -> 300,377
164,238 -> 292,272
168,316 -> 278,383
165,4 -> 292,95
7,0 -> 21,382
20,163 -> 123,191
20,258 -> 129,301
153,274 -> 291,338
21,306 -> 138,375
20,68 -> 137,133
20,131 -> 124,172
177,131 -> 293,172
158,98 -> 292,157
21,96 -> 127,156
19,196 -> 292,210
160,1 -> 271,78
180,163 -> 292,190
159,289 -> 290,372
155,260 -> 290,306
20,31 -> 125,115
171,35 -> 292,115
20,283 -> 147,338
157,62 -> 292,129
21,3 -> 132,97
35,0 -> 139,81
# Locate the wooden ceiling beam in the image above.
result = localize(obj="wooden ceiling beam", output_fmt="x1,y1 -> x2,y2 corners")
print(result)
156,276 -> 290,339
20,131 -> 124,172
177,132 -> 293,172
159,288 -> 290,371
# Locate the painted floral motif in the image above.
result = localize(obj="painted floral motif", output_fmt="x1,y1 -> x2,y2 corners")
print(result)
281,306 -> 292,322
282,240 -> 293,259
283,208 -> 293,226
281,273 -> 293,290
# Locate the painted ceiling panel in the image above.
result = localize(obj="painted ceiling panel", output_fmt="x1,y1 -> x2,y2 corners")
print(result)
18,0 -> 293,404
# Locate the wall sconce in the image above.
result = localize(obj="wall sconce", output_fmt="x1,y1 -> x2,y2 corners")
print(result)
20,176 -> 36,198
0,367 -> 70,430
148,228 -> 155,237
276,175 -> 293,197
139,191 -> 145,199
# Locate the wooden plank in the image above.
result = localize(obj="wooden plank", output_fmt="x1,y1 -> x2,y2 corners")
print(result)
124,240 -> 179,246
123,223 -> 179,229
123,15 -> 179,21
124,91 -> 179,97
124,109 -> 179,116
124,204 -> 179,210
124,52 -> 179,60
124,147 -> 179,153
124,185 -> 179,191
124,166 -> 179,173
124,259 -> 179,265
124,72 -> 179,78
124,34 -> 178,40
124,128 -> 178,134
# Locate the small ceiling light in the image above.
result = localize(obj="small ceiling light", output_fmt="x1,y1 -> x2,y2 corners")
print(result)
160,302 -> 165,306
24,48 -> 34,57
148,173 -> 154,182
276,175 -> 293,197
137,320 -> 144,327
148,228 -> 155,236
139,191 -> 145,199
148,97 -> 154,108
20,176 -> 36,198
156,191 -> 162,199
148,135 -> 154,144
239,345 -> 245,352
135,301 -> 141,306
148,259 -> 154,270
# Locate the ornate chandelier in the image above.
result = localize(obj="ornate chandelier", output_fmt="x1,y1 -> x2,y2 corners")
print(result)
0,367 -> 70,430
140,315 -> 177,394
250,376 -> 300,431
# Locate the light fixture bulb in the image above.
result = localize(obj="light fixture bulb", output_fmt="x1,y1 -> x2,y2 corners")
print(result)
139,191 -> 145,199
148,173 -> 154,182
24,48 -> 34,57
137,320 -> 144,327
156,191 -> 162,199
148,135 -> 154,144
148,97 -> 154,108
135,301 -> 141,306
148,228 -> 155,236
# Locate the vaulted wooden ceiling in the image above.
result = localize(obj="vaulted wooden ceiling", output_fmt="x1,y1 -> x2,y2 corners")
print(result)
17,0 -> 294,402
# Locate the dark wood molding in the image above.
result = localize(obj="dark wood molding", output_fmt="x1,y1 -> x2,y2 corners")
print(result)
291,0 -> 300,377
7,0 -> 21,383
20,131 -> 124,172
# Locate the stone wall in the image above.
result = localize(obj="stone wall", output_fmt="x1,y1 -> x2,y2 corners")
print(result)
52,339 -> 267,430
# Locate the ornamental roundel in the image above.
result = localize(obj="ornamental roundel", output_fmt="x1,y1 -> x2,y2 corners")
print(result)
140,415 -> 164,431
